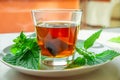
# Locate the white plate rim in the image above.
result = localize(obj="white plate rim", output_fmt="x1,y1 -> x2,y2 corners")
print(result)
0,43 -> 110,77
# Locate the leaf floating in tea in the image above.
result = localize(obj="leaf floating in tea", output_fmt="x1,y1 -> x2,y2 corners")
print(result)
45,38 -> 68,56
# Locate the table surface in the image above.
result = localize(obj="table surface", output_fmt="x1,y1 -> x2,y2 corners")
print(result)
0,28 -> 120,80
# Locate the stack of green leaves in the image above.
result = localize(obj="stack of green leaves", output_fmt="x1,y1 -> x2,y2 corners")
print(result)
3,32 -> 40,70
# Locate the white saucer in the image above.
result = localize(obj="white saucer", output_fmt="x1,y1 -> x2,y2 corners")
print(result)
0,41 -> 110,77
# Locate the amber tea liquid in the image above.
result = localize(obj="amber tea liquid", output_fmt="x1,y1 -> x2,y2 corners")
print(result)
36,21 -> 79,58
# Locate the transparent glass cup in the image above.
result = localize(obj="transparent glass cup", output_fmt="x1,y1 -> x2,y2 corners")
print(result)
32,9 -> 82,66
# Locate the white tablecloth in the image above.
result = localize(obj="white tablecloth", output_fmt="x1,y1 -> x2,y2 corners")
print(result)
0,28 -> 120,80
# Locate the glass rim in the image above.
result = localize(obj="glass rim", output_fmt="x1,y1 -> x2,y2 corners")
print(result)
31,9 -> 82,13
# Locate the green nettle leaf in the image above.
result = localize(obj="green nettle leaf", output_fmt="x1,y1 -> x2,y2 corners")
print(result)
96,50 -> 120,62
66,57 -> 86,69
86,50 -> 120,65
10,32 -> 27,54
84,29 -> 102,49
3,54 -> 17,65
76,47 -> 96,65
16,49 -> 40,69
109,36 -> 120,43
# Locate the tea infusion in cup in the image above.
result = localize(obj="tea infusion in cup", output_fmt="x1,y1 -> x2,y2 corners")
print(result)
32,9 -> 82,66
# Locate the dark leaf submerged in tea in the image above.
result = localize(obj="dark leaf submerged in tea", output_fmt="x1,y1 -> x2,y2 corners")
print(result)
45,39 -> 68,56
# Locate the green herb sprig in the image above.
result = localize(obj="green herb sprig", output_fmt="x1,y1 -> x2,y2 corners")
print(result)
66,29 -> 120,68
3,32 -> 40,70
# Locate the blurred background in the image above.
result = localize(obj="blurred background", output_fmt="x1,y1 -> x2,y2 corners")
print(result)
0,0 -> 120,33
